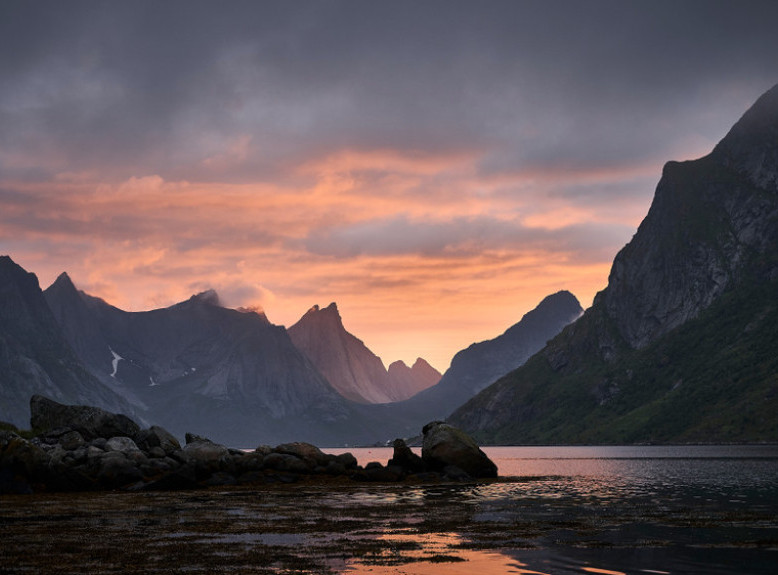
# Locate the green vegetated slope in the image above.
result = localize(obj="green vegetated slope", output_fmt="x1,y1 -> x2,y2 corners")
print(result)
457,278 -> 777,445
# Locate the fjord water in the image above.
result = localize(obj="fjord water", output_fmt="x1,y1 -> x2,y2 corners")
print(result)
330,444 -> 778,574
2,446 -> 776,574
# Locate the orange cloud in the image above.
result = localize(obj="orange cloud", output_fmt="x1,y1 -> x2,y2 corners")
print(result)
0,145 -> 649,370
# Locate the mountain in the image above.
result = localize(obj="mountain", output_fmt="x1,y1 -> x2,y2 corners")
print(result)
287,303 -> 440,403
386,358 -> 442,400
355,290 -> 583,441
450,84 -> 778,444
0,256 -> 137,428
430,291 -> 582,402
44,277 -> 371,446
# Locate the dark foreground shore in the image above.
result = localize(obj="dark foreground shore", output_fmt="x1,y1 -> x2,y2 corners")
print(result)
2,476 -> 777,575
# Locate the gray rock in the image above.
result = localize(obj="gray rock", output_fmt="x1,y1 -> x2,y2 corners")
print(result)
91,437 -> 107,449
148,446 -> 166,459
30,395 -> 140,440
421,422 -> 497,478
135,426 -> 181,455
274,442 -> 328,467
105,436 -> 141,454
185,432 -> 211,445
235,452 -> 265,474
60,430 -> 86,451
181,440 -> 232,478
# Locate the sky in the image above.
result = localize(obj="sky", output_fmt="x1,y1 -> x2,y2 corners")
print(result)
1,1 -> 777,372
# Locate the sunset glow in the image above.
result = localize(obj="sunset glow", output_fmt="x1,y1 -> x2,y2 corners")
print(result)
1,1 -> 775,370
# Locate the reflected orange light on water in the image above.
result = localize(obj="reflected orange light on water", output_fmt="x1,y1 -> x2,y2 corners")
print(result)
341,532 -> 550,575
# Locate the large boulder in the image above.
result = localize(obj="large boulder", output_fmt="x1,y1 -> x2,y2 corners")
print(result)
421,421 -> 498,478
30,395 -> 140,440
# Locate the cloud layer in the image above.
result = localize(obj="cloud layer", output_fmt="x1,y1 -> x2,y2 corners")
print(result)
2,1 -> 777,369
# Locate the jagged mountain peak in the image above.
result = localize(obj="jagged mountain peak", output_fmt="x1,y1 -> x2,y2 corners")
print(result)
52,271 -> 76,288
387,359 -> 408,370
711,83 -> 778,189
411,357 -> 437,372
297,301 -> 344,326
186,289 -> 221,307
288,302 -> 439,404
0,254 -> 39,287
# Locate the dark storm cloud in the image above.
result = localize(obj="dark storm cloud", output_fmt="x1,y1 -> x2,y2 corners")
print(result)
2,0 -> 777,183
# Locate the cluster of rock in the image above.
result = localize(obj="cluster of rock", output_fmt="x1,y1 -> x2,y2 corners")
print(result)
0,396 -> 498,494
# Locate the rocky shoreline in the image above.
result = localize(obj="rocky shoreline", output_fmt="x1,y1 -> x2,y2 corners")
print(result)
0,395 -> 497,494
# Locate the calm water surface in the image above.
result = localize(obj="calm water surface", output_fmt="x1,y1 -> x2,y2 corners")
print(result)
328,445 -> 778,574
2,445 -> 776,574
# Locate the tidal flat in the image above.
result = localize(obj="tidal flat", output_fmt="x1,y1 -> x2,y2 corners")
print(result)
2,446 -> 778,574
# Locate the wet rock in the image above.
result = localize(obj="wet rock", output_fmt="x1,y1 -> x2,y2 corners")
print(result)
30,395 -> 140,440
364,464 -> 404,482
442,465 -> 472,482
388,438 -> 427,473
421,421 -> 497,478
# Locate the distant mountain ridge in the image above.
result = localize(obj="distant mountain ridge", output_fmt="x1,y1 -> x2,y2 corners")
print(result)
44,274 -> 368,446
2,254 -> 584,445
287,303 -> 440,404
450,84 -> 778,444
354,290 -> 584,441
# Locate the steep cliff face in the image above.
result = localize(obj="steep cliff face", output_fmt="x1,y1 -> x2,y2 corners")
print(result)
0,257 -> 136,427
450,84 -> 778,443
602,84 -> 778,349
287,303 -> 439,403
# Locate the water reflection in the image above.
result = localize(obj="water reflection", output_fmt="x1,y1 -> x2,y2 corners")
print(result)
2,446 -> 777,574
341,532 -> 550,575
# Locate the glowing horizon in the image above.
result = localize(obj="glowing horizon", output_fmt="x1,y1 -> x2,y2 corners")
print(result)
2,2 -> 775,372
